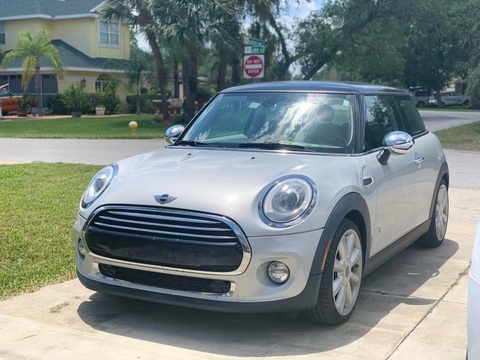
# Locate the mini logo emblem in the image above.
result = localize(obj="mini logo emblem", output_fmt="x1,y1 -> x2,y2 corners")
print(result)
154,194 -> 177,204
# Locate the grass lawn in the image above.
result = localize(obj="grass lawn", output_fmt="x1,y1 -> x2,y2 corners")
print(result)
0,114 -> 172,139
0,163 -> 101,299
435,121 -> 480,151
0,113 -> 479,300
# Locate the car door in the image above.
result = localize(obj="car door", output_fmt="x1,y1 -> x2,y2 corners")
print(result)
396,97 -> 439,227
362,95 -> 413,256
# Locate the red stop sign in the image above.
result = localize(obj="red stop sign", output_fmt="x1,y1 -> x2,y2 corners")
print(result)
244,55 -> 264,78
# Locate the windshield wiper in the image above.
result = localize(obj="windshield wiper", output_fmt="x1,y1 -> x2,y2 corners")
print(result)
238,143 -> 309,151
175,140 -> 212,147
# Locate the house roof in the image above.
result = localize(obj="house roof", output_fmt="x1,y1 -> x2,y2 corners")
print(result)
0,0 -> 106,20
2,39 -> 127,72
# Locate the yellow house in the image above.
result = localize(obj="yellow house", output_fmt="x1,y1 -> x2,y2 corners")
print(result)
0,0 -> 130,108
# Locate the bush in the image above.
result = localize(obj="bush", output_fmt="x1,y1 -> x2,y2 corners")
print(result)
99,79 -> 120,115
126,93 -> 158,114
63,84 -> 89,114
47,94 -> 68,115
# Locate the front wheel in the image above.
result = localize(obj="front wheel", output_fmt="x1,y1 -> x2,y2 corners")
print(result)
304,218 -> 363,325
416,180 -> 448,248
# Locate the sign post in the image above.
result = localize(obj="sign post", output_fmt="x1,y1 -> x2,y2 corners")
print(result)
243,37 -> 265,79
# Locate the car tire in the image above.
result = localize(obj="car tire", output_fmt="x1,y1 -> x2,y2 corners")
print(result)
304,218 -> 363,325
463,100 -> 470,108
416,180 -> 448,248
417,101 -> 425,108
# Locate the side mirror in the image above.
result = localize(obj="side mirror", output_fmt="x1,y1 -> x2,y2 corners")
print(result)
165,124 -> 185,144
377,131 -> 414,165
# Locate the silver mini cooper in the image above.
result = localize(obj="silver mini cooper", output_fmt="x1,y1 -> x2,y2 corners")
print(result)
74,82 -> 449,325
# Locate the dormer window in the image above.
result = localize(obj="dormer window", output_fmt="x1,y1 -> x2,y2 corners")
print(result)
99,20 -> 119,47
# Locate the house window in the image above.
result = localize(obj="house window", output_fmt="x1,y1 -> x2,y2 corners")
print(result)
0,22 -> 5,44
95,74 -> 111,92
99,20 -> 119,46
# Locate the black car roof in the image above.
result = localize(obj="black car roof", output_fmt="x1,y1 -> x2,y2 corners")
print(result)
222,81 -> 407,95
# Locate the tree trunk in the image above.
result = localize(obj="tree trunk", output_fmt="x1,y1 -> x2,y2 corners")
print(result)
35,65 -> 43,116
231,57 -> 241,86
185,47 -> 198,121
173,60 -> 180,99
217,53 -> 228,91
148,36 -> 170,120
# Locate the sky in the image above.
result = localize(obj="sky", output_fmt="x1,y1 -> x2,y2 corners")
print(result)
137,0 -> 323,50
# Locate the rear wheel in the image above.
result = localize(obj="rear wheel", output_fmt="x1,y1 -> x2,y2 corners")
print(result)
463,100 -> 470,108
417,180 -> 448,247
304,218 -> 363,325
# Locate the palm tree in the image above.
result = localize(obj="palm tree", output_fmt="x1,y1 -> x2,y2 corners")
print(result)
101,0 -> 171,120
155,0 -> 239,119
1,29 -> 63,116
107,40 -> 153,114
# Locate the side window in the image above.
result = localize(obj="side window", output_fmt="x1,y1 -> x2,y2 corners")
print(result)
398,98 -> 426,135
0,21 -> 5,44
364,95 -> 403,150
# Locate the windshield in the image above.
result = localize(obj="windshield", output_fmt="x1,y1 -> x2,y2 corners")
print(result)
179,92 -> 356,153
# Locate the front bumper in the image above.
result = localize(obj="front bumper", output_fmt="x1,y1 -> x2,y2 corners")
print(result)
73,213 -> 325,312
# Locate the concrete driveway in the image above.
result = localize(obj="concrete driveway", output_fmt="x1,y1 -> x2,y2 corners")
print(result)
0,116 -> 479,359
0,188 -> 477,359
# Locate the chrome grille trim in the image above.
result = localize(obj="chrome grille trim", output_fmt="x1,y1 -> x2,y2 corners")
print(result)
92,262 -> 237,297
93,220 -> 238,241
83,205 -> 251,275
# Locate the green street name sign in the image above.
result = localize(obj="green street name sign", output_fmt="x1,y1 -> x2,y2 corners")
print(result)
244,45 -> 265,54
244,36 -> 265,47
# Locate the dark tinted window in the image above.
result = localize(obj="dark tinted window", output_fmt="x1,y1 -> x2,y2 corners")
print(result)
399,99 -> 426,135
0,22 -> 5,45
364,95 -> 404,149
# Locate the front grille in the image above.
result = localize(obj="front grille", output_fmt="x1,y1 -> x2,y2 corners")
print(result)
85,206 -> 247,272
99,264 -> 231,294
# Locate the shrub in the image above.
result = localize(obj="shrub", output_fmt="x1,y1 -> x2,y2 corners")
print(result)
47,94 -> 68,115
99,79 -> 120,115
63,83 -> 89,114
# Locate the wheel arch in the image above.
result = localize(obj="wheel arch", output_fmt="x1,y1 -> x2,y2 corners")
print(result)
309,192 -> 371,276
429,161 -> 449,218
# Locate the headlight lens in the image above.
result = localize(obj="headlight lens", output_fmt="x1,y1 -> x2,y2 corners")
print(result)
81,164 -> 117,208
259,175 -> 317,227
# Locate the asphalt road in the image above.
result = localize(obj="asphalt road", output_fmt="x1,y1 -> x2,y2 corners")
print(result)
1,110 -> 479,189
419,109 -> 480,131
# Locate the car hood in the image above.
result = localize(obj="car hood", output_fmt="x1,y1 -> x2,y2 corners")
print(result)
87,147 -> 354,235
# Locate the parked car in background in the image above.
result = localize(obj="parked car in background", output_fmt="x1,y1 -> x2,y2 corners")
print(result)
74,81 -> 449,325
409,87 -> 432,108
0,84 -> 33,115
428,91 -> 470,107
468,220 -> 480,359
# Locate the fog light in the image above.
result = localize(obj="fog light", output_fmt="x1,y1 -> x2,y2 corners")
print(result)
268,261 -> 290,284
77,238 -> 86,260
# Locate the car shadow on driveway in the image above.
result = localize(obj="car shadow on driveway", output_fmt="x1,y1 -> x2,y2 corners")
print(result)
76,239 -> 459,357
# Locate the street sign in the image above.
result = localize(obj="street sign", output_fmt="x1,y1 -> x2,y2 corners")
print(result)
244,54 -> 264,79
244,36 -> 264,47
244,45 -> 265,54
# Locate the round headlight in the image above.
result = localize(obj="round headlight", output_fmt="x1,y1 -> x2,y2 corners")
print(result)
259,175 -> 317,227
81,164 -> 118,208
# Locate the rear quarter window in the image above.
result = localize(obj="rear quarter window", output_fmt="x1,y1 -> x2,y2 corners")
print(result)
398,98 -> 426,135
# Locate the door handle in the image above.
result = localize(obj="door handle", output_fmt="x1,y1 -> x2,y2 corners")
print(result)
363,177 -> 373,186
414,156 -> 425,165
